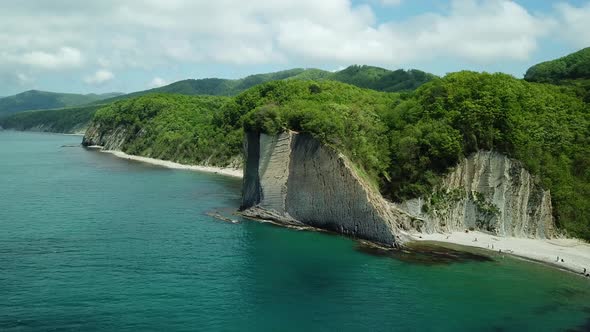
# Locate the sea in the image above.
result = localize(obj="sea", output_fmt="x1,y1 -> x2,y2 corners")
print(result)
1,131 -> 589,332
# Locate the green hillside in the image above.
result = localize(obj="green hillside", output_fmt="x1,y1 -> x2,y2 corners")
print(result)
98,66 -> 434,104
0,105 -> 103,133
525,47 -> 590,101
330,65 -> 436,92
0,90 -> 121,117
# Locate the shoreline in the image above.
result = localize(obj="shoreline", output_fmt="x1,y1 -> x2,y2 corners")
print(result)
413,231 -> 590,277
83,144 -> 588,277
86,146 -> 243,178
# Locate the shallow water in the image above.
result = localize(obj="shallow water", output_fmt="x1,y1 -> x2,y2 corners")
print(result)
1,131 -> 589,332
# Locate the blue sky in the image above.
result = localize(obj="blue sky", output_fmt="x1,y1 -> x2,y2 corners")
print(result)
0,0 -> 589,96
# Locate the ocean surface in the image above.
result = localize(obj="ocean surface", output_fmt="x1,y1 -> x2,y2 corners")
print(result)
1,131 -> 589,332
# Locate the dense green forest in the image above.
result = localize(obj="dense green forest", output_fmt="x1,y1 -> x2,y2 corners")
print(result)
0,90 -> 121,117
0,105 -> 102,133
91,95 -> 236,165
525,47 -> 590,101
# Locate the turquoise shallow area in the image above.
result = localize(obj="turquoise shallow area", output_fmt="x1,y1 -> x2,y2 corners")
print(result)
1,131 -> 589,332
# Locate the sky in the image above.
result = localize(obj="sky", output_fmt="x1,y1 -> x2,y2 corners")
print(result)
0,0 -> 589,96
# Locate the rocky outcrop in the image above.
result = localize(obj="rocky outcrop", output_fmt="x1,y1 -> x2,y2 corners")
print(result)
242,132 -> 556,245
241,131 -> 412,247
81,123 -> 129,150
396,151 -> 556,239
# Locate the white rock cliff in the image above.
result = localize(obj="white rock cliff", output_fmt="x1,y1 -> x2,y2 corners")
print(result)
242,132 -> 556,246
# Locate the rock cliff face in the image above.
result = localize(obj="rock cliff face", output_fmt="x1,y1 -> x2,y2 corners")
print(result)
242,132 -> 556,244
81,123 -> 129,150
241,131 -> 412,247
396,151 -> 555,238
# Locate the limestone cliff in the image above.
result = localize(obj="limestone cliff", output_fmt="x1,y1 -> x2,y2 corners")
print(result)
241,131 -> 412,247
396,151 -> 556,239
242,132 -> 556,246
82,123 -> 129,150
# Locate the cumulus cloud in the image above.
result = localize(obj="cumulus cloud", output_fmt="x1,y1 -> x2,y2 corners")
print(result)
19,47 -> 83,69
149,77 -> 168,88
0,0 -> 588,92
84,69 -> 114,85
554,2 -> 590,47
17,73 -> 34,86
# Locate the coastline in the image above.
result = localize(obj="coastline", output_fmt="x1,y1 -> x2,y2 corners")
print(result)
86,146 -> 243,178
85,144 -> 588,277
413,231 -> 590,276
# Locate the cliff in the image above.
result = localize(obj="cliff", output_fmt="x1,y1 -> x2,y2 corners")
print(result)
241,131 -> 412,247
82,123 -> 129,150
396,152 -> 556,238
242,132 -> 557,247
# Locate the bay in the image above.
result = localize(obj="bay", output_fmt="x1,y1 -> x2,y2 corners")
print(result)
1,131 -> 589,332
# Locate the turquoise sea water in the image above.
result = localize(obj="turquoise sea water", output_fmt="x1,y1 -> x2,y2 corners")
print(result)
1,131 -> 589,332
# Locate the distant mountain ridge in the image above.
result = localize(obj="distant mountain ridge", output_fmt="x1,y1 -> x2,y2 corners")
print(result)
0,65 -> 435,131
97,66 -> 436,104
0,90 -> 123,117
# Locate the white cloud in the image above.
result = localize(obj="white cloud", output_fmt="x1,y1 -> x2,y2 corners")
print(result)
84,69 -> 114,85
19,47 -> 83,70
17,73 -> 34,85
554,2 -> 590,47
0,0 -> 587,92
149,77 -> 168,88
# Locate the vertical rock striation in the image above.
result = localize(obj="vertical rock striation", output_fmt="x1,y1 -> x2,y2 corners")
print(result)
396,151 -> 555,238
81,123 -> 129,150
241,131 -> 411,247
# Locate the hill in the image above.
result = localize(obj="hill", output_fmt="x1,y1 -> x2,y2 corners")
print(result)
98,66 -> 434,104
0,105 -> 103,134
0,90 -> 122,117
524,47 -> 590,101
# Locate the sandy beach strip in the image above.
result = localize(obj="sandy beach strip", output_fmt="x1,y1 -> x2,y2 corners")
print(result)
87,146 -> 243,178
414,231 -> 590,276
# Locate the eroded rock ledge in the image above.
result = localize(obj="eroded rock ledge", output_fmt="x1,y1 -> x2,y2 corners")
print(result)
241,131 -> 556,247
